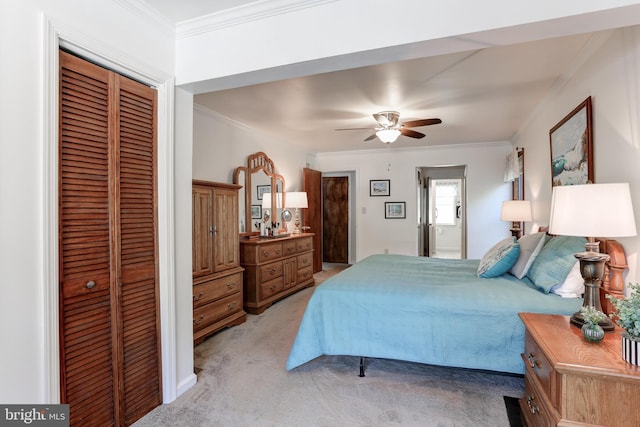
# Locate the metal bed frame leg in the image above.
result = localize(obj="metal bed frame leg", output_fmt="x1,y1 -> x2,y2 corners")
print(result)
359,357 -> 365,377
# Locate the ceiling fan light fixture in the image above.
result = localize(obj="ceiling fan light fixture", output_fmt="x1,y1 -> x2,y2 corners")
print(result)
376,128 -> 401,143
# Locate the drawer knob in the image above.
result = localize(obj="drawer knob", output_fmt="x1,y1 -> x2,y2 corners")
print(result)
526,395 -> 539,414
86,280 -> 96,289
527,352 -> 540,369
193,314 -> 204,325
227,301 -> 236,310
226,282 -> 236,290
193,291 -> 204,301
287,247 -> 294,252
269,267 -> 277,275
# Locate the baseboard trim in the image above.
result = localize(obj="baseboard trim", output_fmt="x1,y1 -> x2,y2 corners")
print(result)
176,373 -> 198,398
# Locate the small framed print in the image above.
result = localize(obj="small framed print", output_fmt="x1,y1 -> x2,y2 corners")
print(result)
251,205 -> 262,219
370,179 -> 390,197
256,185 -> 270,200
385,202 -> 406,219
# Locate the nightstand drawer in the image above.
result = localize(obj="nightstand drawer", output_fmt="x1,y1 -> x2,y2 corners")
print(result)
297,265 -> 313,283
520,375 -> 556,427
524,330 -> 554,398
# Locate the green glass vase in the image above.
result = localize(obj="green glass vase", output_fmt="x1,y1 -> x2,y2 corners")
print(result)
582,323 -> 605,342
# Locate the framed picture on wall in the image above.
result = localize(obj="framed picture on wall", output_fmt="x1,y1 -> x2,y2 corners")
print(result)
256,185 -> 270,200
251,205 -> 262,219
385,202 -> 406,219
370,179 -> 390,196
549,96 -> 593,186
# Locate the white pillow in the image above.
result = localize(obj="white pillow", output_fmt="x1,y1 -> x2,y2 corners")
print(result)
509,232 -> 547,279
550,261 -> 584,298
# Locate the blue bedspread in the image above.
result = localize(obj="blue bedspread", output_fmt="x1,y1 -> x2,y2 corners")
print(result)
286,254 -> 582,374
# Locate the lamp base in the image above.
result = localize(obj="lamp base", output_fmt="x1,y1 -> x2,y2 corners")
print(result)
569,250 -> 615,332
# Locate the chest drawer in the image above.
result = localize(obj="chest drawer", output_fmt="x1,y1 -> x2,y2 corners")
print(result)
193,292 -> 243,332
193,272 -> 243,308
258,242 -> 283,262
260,261 -> 283,282
524,330 -> 555,399
296,237 -> 313,253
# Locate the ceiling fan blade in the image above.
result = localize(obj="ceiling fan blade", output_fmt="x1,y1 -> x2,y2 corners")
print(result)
364,133 -> 378,141
335,127 -> 374,131
402,118 -> 442,128
400,128 -> 426,139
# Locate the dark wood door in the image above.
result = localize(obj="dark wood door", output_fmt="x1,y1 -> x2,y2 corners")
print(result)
59,51 -> 161,426
322,176 -> 348,263
303,168 -> 322,272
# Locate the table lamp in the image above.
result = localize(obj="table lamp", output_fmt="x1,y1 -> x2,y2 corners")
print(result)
285,192 -> 308,234
549,183 -> 636,330
501,200 -> 532,239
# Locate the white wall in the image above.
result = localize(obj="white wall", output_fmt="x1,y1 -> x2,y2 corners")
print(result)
514,26 -> 640,285
193,105 -> 310,190
314,143 -> 512,261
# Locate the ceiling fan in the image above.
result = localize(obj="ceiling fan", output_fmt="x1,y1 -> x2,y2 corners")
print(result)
335,111 -> 442,143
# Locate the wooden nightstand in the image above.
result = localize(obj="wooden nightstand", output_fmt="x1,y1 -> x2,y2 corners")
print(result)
519,312 -> 640,427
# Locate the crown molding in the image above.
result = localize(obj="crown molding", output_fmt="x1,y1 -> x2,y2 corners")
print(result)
113,0 -> 175,36
176,0 -> 338,39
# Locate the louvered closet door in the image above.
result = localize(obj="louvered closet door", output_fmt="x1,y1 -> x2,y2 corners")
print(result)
59,51 -> 161,427
116,75 -> 162,425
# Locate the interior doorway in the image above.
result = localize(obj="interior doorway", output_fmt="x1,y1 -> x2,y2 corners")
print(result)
417,166 -> 467,258
321,171 -> 356,265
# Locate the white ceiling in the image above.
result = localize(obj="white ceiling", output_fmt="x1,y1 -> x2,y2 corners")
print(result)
144,0 -> 600,153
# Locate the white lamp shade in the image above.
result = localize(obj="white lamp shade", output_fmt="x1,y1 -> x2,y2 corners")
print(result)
376,129 -> 401,143
501,200 -> 532,222
285,192 -> 308,209
549,183 -> 637,237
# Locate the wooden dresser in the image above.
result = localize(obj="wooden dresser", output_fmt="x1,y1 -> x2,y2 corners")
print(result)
192,180 -> 246,344
519,312 -> 640,427
240,233 -> 314,314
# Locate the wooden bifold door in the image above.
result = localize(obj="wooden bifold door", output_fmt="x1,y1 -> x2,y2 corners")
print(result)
58,51 -> 161,426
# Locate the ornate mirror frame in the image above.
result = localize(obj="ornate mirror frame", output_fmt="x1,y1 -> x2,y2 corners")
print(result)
234,152 -> 285,237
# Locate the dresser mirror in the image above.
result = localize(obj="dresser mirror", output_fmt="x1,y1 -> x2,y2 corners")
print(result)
234,152 -> 285,237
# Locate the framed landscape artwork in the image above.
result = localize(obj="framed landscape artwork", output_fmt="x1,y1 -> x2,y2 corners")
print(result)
251,205 -> 262,219
549,96 -> 593,186
385,202 -> 406,219
256,185 -> 271,200
370,179 -> 390,196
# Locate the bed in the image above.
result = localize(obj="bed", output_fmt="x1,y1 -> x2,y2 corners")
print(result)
286,233 -> 627,375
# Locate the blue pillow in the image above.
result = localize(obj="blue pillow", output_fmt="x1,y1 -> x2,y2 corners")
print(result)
477,237 -> 520,278
527,235 -> 587,293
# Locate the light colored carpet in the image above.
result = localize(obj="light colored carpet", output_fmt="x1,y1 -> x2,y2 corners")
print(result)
134,267 -> 523,427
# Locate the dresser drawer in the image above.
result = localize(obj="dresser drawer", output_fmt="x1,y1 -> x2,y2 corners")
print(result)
260,277 -> 283,300
193,292 -> 243,332
524,330 -> 554,398
297,252 -> 313,270
258,242 -> 283,262
297,265 -> 313,283
283,240 -> 297,257
520,374 -> 556,427
193,272 -> 242,308
296,237 -> 313,253
260,261 -> 283,282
